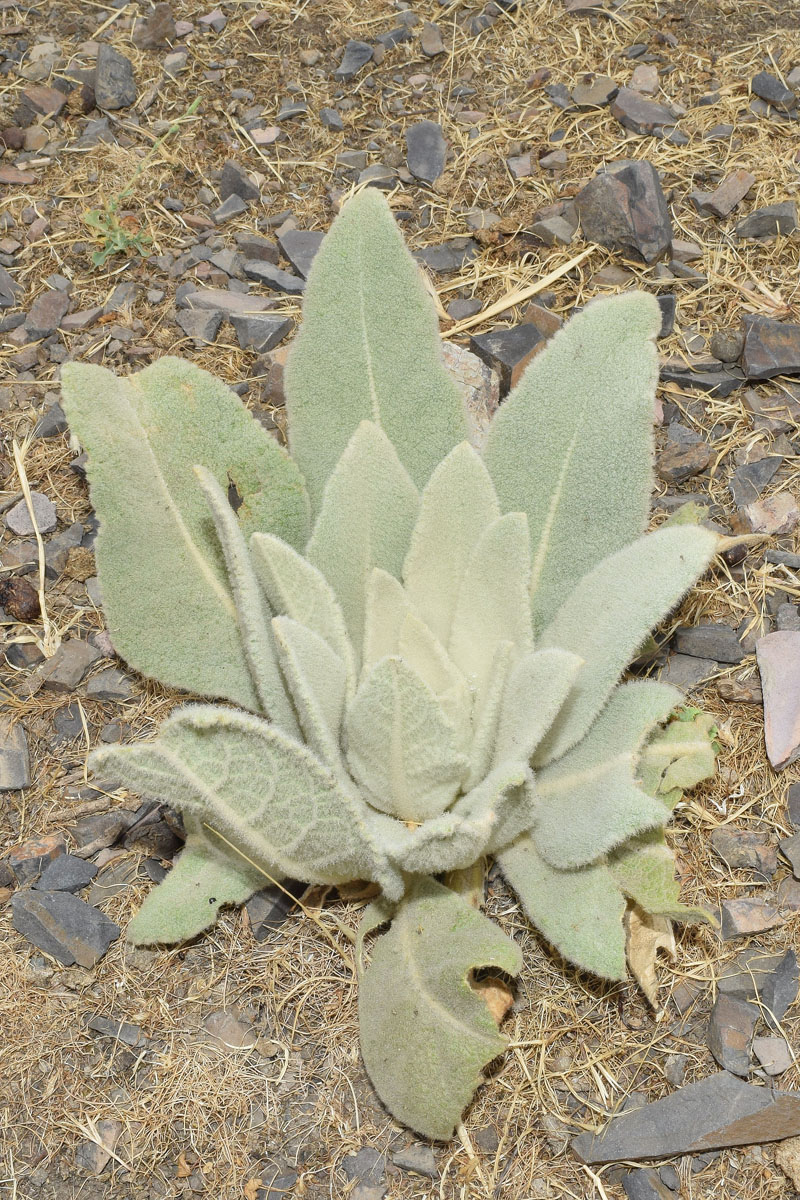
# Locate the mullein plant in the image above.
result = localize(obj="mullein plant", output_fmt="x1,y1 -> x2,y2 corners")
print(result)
60,188 -> 718,1141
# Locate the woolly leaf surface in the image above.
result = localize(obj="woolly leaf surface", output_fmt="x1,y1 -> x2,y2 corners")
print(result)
637,708 -> 718,806
358,877 -> 521,1140
285,188 -> 468,511
494,647 -> 583,766
398,613 -> 471,747
610,831 -> 710,922
483,293 -> 661,634
464,641 -> 513,790
60,357 -> 309,706
345,656 -> 468,821
126,824 -> 267,945
498,834 -> 627,980
271,616 -> 347,771
536,526 -> 718,763
533,681 -> 680,869
362,568 -> 411,669
196,468 -> 298,735
306,422 -> 419,656
403,443 -> 500,645
92,704 -> 400,897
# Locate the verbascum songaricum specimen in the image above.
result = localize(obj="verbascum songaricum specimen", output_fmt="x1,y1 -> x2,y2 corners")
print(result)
61,189 -> 718,1141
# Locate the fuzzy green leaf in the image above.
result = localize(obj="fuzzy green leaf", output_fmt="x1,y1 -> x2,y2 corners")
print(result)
494,647 -> 583,766
499,834 -> 627,980
609,830 -> 710,922
637,708 -> 718,807
362,568 -> 411,669
195,468 -> 298,735
483,293 -> 661,634
533,681 -> 681,870
249,532 -> 356,696
127,823 -> 268,945
60,357 -> 309,707
285,189 -> 469,512
271,616 -> 347,771
92,704 -> 401,898
359,877 -> 522,1140
464,640 -> 513,790
403,443 -> 500,645
536,526 -> 718,763
345,656 -> 468,821
449,512 -> 533,696
306,422 -> 419,657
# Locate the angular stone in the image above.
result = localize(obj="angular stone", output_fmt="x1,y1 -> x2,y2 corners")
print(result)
718,948 -> 799,1031
86,667 -> 134,702
319,107 -> 343,131
212,194 -> 247,223
781,832 -> 800,878
413,239 -> 478,273
219,159 -> 259,203
751,71 -> 796,111
132,2 -> 176,49
735,202 -> 798,240
86,1013 -> 144,1046
675,623 -> 744,664
529,214 -> 576,245
0,263 -> 19,308
358,162 -> 397,190
622,1169 -> 675,1200
392,1144 -> 437,1178
175,308 -> 222,344
11,889 -> 119,967
575,159 -> 672,263
245,879 -> 307,941
656,294 -> 676,338
757,632 -> 800,769
659,653 -> 717,690
37,640 -> 102,692
709,328 -> 745,363
789,781 -> 800,828
741,314 -> 800,380
25,289 -> 70,339
95,44 -> 137,110
441,342 -> 499,451
243,260 -> 305,295
572,1071 -> 800,1163
777,605 -> 800,632
230,313 -> 293,353
5,491 -> 57,535
277,229 -> 323,278
656,441 -> 710,484
420,22 -> 445,56
6,833 -> 66,886
185,288 -> 275,317
235,233 -> 279,265
539,148 -> 568,170
729,456 -> 783,507
342,1148 -> 386,1188
720,898 -> 782,941
335,40 -> 373,80
660,363 -> 743,397
507,153 -> 532,179
753,1036 -> 793,1075
277,97 -> 307,121
610,87 -> 677,135
707,992 -> 756,1075
779,878 -> 800,911
34,854 -> 97,893
0,718 -> 31,790
88,857 -> 141,904
744,493 -> 799,535
692,170 -> 756,218
469,324 -> 545,395
572,74 -> 618,108
711,829 -> 778,875
446,298 -> 482,321
405,120 -> 447,184
75,1118 -> 123,1176
204,1007 -> 258,1050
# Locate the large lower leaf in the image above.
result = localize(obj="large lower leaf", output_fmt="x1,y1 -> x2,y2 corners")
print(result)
482,293 -> 661,635
127,822 -> 268,945
610,830 -> 710,922
285,188 -> 469,513
60,357 -> 309,707
536,527 -> 718,763
494,647 -> 582,766
358,877 -> 521,1140
306,422 -> 419,657
92,704 -> 402,899
499,834 -> 627,980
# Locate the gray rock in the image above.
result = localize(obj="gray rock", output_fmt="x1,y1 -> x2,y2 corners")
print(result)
446,298 -> 482,320
752,1036 -> 793,1075
34,854 -> 97,893
95,44 -> 137,110
34,402 -> 68,438
420,21 -> 445,56
406,119 -> 447,184
659,363 -> 742,397
235,233 -> 279,265
0,263 -> 19,308
610,87 -> 678,135
5,491 -> 57,535
185,288 -> 275,317
320,106 -> 344,130
277,98 -> 308,120
777,604 -> 800,632
751,71 -> 796,111
277,229 -> 324,278
243,260 -> 305,295
392,1144 -> 437,1178
742,314 -> 800,380
735,202 -> 798,240
711,828 -> 778,875
656,294 -> 676,337
25,289 -> 69,338
719,898 -> 782,941
658,653 -> 718,690
659,1164 -> 680,1191
86,1012 -> 144,1046
212,194 -> 248,223
572,75 -> 618,108
572,1071 -> 800,1163
231,313 -> 293,353
342,1147 -> 386,1187
622,1167 -> 676,1199
86,667 -> 134,702
788,781 -> 800,828
219,159 -> 260,203
335,40 -> 373,81
575,159 -> 672,263
175,308 -> 223,344
470,324 -> 545,395
656,440 -> 711,483
358,162 -> 397,190
245,880 -> 307,942
691,170 -> 755,218
11,889 -> 119,967
674,623 -> 744,663
729,456 -> 783,507
663,1054 -> 688,1086
0,718 -> 31,790
757,632 -> 800,769
413,238 -> 478,273
37,640 -> 102,691
709,328 -> 745,363
132,2 -> 176,49
706,992 -> 755,1075
529,214 -> 576,245
781,831 -> 800,878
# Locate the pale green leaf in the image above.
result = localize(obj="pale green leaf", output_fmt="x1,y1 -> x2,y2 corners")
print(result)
271,616 -> 347,771
126,822 -> 268,945
637,708 -> 718,807
499,834 -> 627,981
60,357 -> 309,706
195,467 -> 298,735
362,568 -> 411,669
345,656 -> 468,821
483,293 -> 662,634
306,422 -> 419,657
249,531 -> 356,697
464,640 -> 513,790
449,512 -> 533,696
609,830 -> 711,923
359,877 -> 522,1140
533,681 -> 680,869
285,189 -> 468,512
494,647 -> 583,766
91,704 -> 402,899
403,442 -> 500,645
536,526 -> 718,763
398,613 -> 471,746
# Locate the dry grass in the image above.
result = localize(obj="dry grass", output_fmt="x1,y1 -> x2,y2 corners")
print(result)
2,0 -> 800,1197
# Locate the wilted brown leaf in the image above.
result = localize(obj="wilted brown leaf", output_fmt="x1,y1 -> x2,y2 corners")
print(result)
625,906 -> 676,1007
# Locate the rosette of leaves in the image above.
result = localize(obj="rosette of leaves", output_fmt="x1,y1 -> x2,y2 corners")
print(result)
60,189 -> 718,1141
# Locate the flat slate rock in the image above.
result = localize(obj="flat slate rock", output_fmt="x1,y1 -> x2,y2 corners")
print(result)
219,159 -> 259,203
5,491 -> 57,535
413,238 -> 479,273
405,119 -> 447,184
720,897 -> 782,940
659,363 -> 743,396
572,1071 -> 800,1163
707,992 -> 756,1076
230,313 -> 293,353
729,456 -> 783,506
751,70 -> 796,111
575,159 -> 672,263
185,287 -> 275,316
692,169 -> 755,218
621,1168 -> 675,1199
610,87 -> 677,135
711,828 -> 777,875
718,948 -> 799,1032
741,314 -> 800,380
34,853 -> 97,893
334,40 -> 373,80
11,889 -> 119,967
245,879 -> 307,942
243,260 -> 305,294
0,718 -> 31,790
277,229 -> 323,278
469,323 -> 545,394
735,202 -> 798,240
674,622 -> 744,663
757,632 -> 800,769
95,44 -> 137,110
